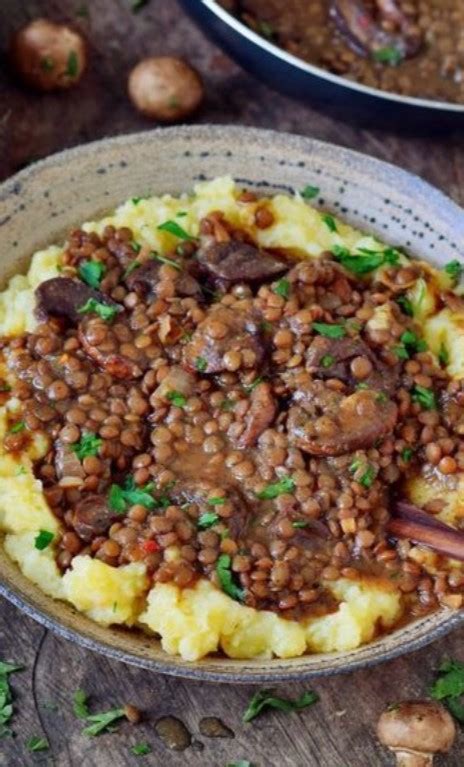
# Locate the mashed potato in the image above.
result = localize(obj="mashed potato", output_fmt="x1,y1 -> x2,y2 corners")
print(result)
0,176 -> 460,662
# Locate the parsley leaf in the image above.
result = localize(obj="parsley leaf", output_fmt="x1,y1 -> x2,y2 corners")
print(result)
108,477 -> 158,514
0,661 -> 22,739
443,260 -> 463,284
292,520 -> 309,529
151,251 -> 182,271
273,278 -> 290,299
197,511 -> 220,529
34,530 -> 54,551
373,46 -> 403,66
349,460 -> 376,488
66,50 -> 79,77
243,689 -> 318,723
195,356 -> 208,373
430,659 -> 464,723
132,742 -> 152,755
165,390 -> 187,408
401,447 -> 413,462
322,214 -> 337,232
208,497 -> 226,506
83,707 -> 126,736
72,432 -> 102,461
412,385 -> 437,410
257,476 -> 295,500
312,322 -> 346,339
321,354 -> 335,368
26,736 -> 49,752
73,689 -> 90,719
394,329 -> 427,360
79,260 -> 106,289
227,762 -> 253,767
396,295 -> 414,317
9,421 -> 25,434
439,343 -> 450,367
301,185 -> 319,200
216,554 -> 245,602
78,298 -> 118,322
157,220 -> 195,241
243,377 -> 264,393
332,244 -> 399,274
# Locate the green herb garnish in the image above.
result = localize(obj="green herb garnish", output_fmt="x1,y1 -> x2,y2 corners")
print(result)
9,421 -> 25,434
0,661 -> 23,739
208,497 -> 226,506
165,390 -> 187,408
66,50 -> 79,77
73,689 -> 90,719
321,355 -> 335,368
195,356 -> 208,373
292,521 -> 308,529
157,220 -> 195,241
131,742 -> 152,755
373,46 -> 403,66
394,329 -> 427,360
243,377 -> 264,393
34,530 -> 54,551
349,460 -> 376,488
216,554 -> 245,602
26,736 -> 49,752
273,278 -> 290,299
401,447 -> 413,462
78,298 -> 118,323
197,512 -> 220,529
243,689 -> 318,723
312,322 -> 346,339
332,244 -> 399,274
322,214 -> 337,233
412,385 -> 437,410
108,477 -> 157,514
257,476 -> 295,500
83,707 -> 126,737
72,432 -> 102,461
396,295 -> 414,317
151,252 -> 181,271
301,185 -> 319,200
376,392 -> 388,403
438,343 -> 450,367
443,260 -> 463,284
123,261 -> 141,278
430,659 -> 464,723
78,260 -> 106,289
227,762 -> 253,767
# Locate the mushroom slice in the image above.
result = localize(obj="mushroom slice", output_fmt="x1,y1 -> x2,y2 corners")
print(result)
330,0 -> 422,60
238,382 -> 277,448
35,277 -> 119,324
288,381 -> 398,456
183,304 -> 265,374
197,239 -> 286,285
377,700 -> 456,766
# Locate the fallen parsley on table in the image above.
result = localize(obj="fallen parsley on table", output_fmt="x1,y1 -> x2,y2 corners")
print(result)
26,736 -> 49,752
430,658 -> 464,722
243,688 -> 319,723
0,660 -> 23,739
72,689 -> 126,736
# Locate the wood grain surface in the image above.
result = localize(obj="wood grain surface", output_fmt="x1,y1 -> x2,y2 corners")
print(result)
1,2 -> 463,765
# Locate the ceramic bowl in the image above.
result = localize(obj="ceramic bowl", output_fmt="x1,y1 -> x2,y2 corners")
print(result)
179,0 -> 464,132
0,125 -> 463,682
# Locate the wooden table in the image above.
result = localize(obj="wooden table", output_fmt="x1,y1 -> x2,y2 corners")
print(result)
1,2 -> 463,765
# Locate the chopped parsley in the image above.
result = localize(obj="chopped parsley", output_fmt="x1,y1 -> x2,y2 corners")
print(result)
394,329 -> 427,360
157,220 -> 195,241
257,476 -> 295,500
322,214 -> 337,233
401,447 -> 413,462
321,354 -> 335,368
9,421 -> 25,434
73,689 -> 126,736
259,320 -> 273,333
0,661 -> 23,739
256,20 -> 275,39
66,50 -> 79,77
443,260 -> 463,284
312,322 -> 346,339
243,377 -> 264,393
151,251 -> 181,271
430,658 -> 464,723
412,385 -> 437,410
197,512 -> 220,529
108,477 -> 159,514
216,554 -> 245,602
195,356 -> 208,373
40,56 -> 54,72
131,196 -> 145,205
0,383 -> 11,393
373,46 -> 403,66
131,742 -> 152,756
332,244 -> 399,274
78,260 -> 106,288
34,530 -> 54,551
26,736 -> 49,752
439,343 -> 450,367
376,392 -> 388,403
78,298 -> 118,322
165,390 -> 187,408
243,689 -> 318,723
349,460 -> 376,488
292,520 -> 309,529
123,261 -> 141,278
73,689 -> 90,719
273,278 -> 290,299
208,497 -> 226,506
301,185 -> 319,200
72,432 -> 102,461
396,295 -> 414,317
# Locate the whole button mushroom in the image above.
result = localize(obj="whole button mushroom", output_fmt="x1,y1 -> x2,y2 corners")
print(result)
10,18 -> 86,91
128,56 -> 204,122
377,700 -> 456,766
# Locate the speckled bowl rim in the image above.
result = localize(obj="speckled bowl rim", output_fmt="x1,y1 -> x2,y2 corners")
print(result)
0,125 -> 463,683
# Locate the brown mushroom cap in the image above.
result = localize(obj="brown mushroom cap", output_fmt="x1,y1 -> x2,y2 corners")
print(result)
377,701 -> 456,756
128,56 -> 204,122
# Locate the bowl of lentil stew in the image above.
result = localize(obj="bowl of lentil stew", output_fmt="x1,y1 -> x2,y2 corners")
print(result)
0,125 -> 463,682
179,0 -> 464,130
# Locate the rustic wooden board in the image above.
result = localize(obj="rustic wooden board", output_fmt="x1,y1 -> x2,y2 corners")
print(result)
1,1 -> 463,765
